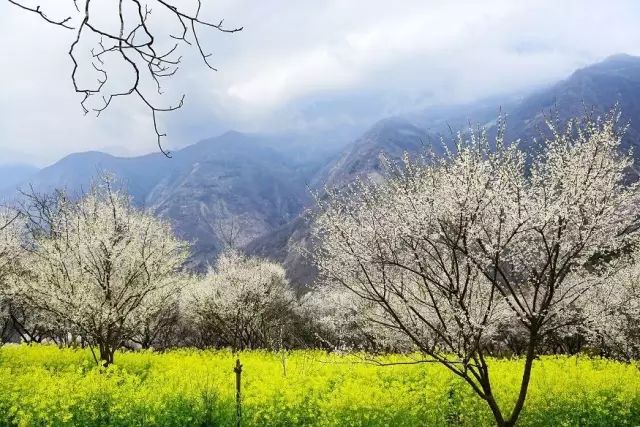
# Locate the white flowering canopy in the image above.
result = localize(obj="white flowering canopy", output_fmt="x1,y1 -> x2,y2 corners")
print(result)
186,249 -> 295,349
0,210 -> 24,340
300,281 -> 413,350
312,110 -> 640,425
17,178 -> 189,361
312,110 -> 640,389
584,252 -> 640,360
0,211 -> 23,288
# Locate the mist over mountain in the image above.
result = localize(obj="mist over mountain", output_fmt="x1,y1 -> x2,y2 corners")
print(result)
248,54 -> 640,288
4,54 -> 640,285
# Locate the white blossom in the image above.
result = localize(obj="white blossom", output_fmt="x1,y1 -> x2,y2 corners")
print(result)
583,252 -> 640,361
0,210 -> 24,343
185,250 -> 296,350
15,177 -> 189,364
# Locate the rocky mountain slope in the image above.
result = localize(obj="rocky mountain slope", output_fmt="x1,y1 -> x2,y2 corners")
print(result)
2,132 -> 328,270
147,132 -> 312,268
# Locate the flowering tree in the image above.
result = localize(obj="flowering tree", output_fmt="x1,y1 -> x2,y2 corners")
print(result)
17,177 -> 189,365
186,250 -> 297,350
0,210 -> 24,343
2,294 -> 62,344
584,252 -> 640,361
312,111 -> 640,427
130,282 -> 185,349
300,282 -> 412,351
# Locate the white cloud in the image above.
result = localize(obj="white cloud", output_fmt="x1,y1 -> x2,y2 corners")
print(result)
2,0 -> 640,165
227,48 -> 357,107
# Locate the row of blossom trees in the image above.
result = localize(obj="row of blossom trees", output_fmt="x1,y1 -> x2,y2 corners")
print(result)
0,177 -> 307,366
309,110 -> 640,427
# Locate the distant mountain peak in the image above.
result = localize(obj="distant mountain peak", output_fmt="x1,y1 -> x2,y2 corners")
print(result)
7,55 -> 640,289
359,117 -> 425,144
601,53 -> 640,64
210,130 -> 257,144
57,150 -> 117,162
572,53 -> 640,77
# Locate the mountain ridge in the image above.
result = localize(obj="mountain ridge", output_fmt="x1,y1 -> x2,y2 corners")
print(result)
4,54 -> 640,285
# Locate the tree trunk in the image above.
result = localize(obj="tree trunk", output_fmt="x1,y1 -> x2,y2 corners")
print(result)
503,332 -> 538,426
484,392 -> 507,427
98,342 -> 115,367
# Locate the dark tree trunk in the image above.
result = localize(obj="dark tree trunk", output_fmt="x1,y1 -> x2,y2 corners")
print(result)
502,332 -> 538,427
98,342 -> 116,367
485,392 -> 506,427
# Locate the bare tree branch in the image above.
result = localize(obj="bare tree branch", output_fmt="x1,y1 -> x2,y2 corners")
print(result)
7,0 -> 74,29
8,0 -> 242,157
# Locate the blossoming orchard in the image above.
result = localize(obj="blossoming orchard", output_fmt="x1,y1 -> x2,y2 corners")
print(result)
2,111 -> 640,426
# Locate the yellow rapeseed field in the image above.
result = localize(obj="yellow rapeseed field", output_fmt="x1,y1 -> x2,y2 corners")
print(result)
0,345 -> 639,426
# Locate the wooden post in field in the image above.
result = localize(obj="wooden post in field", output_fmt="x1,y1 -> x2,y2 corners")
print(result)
234,358 -> 243,427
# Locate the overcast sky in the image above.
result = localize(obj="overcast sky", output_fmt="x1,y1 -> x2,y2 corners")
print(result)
2,0 -> 640,166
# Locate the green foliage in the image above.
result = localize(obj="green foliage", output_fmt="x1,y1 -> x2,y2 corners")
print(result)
0,345 -> 639,426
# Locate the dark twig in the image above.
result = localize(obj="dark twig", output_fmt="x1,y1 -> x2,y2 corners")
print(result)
7,0 -> 74,29
8,0 -> 242,156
